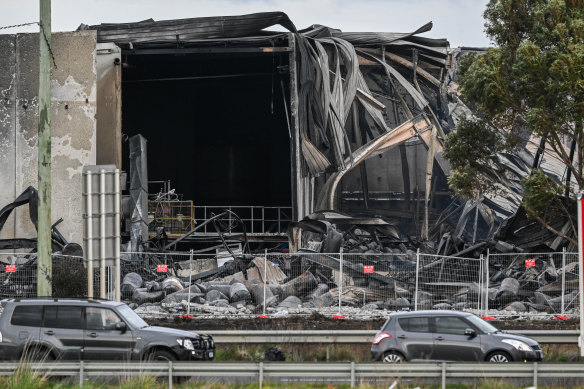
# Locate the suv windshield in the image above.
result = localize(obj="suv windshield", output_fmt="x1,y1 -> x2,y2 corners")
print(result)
117,305 -> 148,329
465,314 -> 499,334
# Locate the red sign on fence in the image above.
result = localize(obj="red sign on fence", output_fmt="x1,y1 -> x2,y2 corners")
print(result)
157,264 -> 168,273
5,265 -> 15,273
525,259 -> 536,268
363,265 -> 374,273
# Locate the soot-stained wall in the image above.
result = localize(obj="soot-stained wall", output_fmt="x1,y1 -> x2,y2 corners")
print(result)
122,52 -> 291,207
0,31 -> 97,245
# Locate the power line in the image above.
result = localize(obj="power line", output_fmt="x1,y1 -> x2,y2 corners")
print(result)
39,21 -> 57,69
0,21 -> 57,68
0,22 -> 39,30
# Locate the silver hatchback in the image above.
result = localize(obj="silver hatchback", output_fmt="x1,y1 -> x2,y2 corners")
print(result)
371,310 -> 543,363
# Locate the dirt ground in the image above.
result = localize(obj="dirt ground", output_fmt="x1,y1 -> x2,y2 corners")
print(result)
147,312 -> 579,331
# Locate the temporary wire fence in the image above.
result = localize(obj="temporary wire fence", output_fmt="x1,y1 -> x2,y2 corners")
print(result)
0,250 -> 579,318
0,253 -> 88,299
487,250 -> 579,315
415,253 -> 485,312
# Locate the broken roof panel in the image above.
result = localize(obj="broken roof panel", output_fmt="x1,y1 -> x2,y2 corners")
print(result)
79,12 -> 297,45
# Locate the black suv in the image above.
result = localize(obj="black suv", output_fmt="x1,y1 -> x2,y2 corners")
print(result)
0,298 -> 215,361
371,310 -> 543,363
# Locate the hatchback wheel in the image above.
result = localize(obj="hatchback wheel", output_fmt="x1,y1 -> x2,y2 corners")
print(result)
488,352 -> 511,363
382,351 -> 404,363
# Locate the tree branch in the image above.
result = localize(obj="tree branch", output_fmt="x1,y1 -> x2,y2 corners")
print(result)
533,214 -> 577,245
548,132 -> 582,187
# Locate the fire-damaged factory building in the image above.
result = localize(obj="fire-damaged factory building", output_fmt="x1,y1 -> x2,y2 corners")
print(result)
1,12 -> 466,251
0,12 -> 577,315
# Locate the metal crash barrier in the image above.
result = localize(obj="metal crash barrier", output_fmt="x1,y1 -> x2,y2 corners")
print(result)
0,362 -> 583,389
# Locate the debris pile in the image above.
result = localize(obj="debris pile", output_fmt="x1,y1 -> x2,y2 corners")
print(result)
486,256 -> 579,314
117,242 -> 578,318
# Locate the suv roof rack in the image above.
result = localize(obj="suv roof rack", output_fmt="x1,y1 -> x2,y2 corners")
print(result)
10,297 -> 113,304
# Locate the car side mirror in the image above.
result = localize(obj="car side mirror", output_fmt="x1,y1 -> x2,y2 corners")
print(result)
464,328 -> 476,337
115,321 -> 127,333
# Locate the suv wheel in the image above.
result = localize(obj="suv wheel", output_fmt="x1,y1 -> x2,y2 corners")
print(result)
382,351 -> 405,363
22,346 -> 54,362
488,351 -> 511,363
147,350 -> 176,362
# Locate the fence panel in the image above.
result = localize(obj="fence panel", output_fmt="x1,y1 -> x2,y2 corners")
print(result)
0,253 -> 89,299
415,253 -> 486,312
487,251 -> 580,316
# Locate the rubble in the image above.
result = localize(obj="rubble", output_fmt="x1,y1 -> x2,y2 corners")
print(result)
112,222 -> 579,318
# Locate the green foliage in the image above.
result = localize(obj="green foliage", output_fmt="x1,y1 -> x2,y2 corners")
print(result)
446,0 -> 584,231
443,117 -> 509,198
522,169 -> 565,219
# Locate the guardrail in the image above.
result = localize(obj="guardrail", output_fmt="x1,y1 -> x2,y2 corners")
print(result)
0,361 -> 583,389
202,330 -> 580,345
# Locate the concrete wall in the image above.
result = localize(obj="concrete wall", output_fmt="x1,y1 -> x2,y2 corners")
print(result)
0,31 -> 97,245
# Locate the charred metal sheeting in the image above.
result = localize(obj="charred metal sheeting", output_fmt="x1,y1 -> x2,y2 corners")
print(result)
294,210 -> 404,256
296,250 -> 403,286
0,186 -> 70,251
79,12 -> 298,45
129,135 -> 149,253
251,257 -> 287,284
0,186 -> 39,232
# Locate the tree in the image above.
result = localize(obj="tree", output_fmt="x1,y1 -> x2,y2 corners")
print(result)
444,0 -> 584,243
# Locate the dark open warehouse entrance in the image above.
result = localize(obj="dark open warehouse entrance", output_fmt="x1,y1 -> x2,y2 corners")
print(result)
121,50 -> 292,209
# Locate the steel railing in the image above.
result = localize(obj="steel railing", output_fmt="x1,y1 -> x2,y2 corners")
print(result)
0,361 -> 583,388
193,205 -> 292,234
198,329 -> 580,345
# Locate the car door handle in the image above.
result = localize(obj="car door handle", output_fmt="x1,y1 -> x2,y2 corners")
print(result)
88,333 -> 98,338
436,336 -> 444,341
44,330 -> 54,336
398,335 -> 406,339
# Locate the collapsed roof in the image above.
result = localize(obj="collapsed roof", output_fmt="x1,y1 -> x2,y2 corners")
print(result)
80,12 -> 573,249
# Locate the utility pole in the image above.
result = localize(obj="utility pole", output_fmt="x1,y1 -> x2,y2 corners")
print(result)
37,0 -> 52,296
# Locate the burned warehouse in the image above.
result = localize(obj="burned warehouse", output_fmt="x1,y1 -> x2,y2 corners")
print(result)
83,12 -> 456,249
0,12 -> 578,316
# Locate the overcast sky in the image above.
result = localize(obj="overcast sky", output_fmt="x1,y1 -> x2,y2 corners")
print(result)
1,0 -> 491,48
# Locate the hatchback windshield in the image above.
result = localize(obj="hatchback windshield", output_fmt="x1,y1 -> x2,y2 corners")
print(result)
117,304 -> 148,329
465,314 -> 499,334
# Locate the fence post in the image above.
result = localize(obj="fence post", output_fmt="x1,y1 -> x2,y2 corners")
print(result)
479,254 -> 483,311
562,247 -> 566,315
99,169 -> 106,299
441,362 -> 446,389
114,169 -> 121,301
188,249 -> 193,316
339,247 -> 343,314
86,170 -> 93,298
533,362 -> 538,388
168,360 -> 173,389
485,249 -> 490,316
415,249 -> 420,311
259,362 -> 264,389
263,249 -> 267,315
350,361 -> 355,388
78,360 -> 84,387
